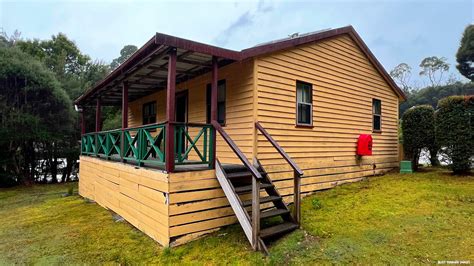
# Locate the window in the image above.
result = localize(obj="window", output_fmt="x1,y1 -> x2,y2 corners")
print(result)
372,99 -> 382,131
142,101 -> 156,125
296,81 -> 312,126
206,80 -> 226,125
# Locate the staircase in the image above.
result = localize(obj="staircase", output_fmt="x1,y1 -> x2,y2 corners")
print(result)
216,161 -> 299,253
212,121 -> 303,254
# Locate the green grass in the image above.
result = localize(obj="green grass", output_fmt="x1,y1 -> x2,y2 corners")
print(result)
0,169 -> 473,264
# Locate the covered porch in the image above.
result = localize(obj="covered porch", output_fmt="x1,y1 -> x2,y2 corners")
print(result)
75,32 -> 302,251
75,33 -> 240,173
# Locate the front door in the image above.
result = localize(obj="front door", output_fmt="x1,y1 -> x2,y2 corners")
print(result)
175,91 -> 188,157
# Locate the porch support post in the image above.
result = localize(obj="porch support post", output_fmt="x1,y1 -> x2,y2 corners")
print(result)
165,48 -> 177,172
95,98 -> 101,132
121,82 -> 129,161
210,56 -> 218,168
122,82 -> 129,129
80,108 -> 86,135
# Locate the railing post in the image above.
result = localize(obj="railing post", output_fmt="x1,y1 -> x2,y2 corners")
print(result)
137,129 -> 143,166
106,132 -> 111,159
142,129 -> 148,166
94,133 -> 98,157
175,125 -> 181,163
294,170 -> 301,226
251,177 -> 260,251
165,48 -> 177,172
203,127 -> 208,163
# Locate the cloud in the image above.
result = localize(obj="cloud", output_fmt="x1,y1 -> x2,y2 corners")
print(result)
213,0 -> 274,47
2,0 -> 471,85
214,11 -> 254,46
257,0 -> 273,13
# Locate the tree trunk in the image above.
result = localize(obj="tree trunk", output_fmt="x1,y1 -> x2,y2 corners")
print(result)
49,142 -> 58,184
412,149 -> 420,171
429,147 -> 440,167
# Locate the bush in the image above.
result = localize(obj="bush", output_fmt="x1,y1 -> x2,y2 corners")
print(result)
435,95 -> 474,174
401,105 -> 436,171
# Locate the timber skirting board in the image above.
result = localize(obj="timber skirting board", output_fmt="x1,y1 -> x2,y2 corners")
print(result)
78,155 -> 398,247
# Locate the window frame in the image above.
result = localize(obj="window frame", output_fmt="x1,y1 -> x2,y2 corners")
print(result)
206,79 -> 226,126
295,81 -> 313,127
372,98 -> 382,132
142,101 -> 157,125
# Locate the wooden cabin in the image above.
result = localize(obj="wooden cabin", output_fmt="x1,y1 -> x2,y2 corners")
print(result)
75,26 -> 406,251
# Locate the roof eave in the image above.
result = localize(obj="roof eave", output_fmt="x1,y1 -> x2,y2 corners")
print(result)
240,25 -> 407,101
74,35 -> 159,106
75,25 -> 407,105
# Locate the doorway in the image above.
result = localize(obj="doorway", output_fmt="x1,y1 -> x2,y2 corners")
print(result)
175,91 -> 188,157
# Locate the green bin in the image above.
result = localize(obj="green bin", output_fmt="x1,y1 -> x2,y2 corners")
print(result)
400,160 -> 413,173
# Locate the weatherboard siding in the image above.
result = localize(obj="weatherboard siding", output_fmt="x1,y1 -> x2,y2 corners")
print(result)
127,59 -> 255,164
255,34 -> 400,199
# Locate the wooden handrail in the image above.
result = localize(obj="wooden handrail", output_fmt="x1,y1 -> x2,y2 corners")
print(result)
83,121 -> 168,135
85,121 -> 213,136
255,122 -> 303,176
255,121 -> 303,226
212,121 -> 262,179
122,121 -> 167,131
211,121 -> 262,250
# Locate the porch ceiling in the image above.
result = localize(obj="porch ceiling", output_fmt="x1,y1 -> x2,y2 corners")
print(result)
76,34 -> 239,106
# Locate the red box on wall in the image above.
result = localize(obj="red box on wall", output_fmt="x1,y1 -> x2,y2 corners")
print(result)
357,134 -> 373,156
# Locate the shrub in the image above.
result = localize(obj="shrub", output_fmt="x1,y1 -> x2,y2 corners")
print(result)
401,105 -> 436,171
435,95 -> 474,174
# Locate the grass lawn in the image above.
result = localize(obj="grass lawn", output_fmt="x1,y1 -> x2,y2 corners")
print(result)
0,168 -> 473,264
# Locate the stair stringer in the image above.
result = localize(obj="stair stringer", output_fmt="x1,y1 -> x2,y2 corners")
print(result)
215,160 -> 253,245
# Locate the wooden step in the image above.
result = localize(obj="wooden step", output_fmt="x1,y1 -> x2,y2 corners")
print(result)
234,183 -> 273,194
261,208 -> 290,219
242,196 -> 281,207
227,170 -> 266,179
222,164 -> 248,173
227,171 -> 253,179
260,222 -> 298,239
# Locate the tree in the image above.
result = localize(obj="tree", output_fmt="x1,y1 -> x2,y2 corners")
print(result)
456,25 -> 474,81
110,45 -> 138,69
401,105 -> 436,171
0,29 -> 21,47
390,63 -> 412,94
399,82 -> 474,117
16,33 -> 92,97
14,33 -> 113,182
419,56 -> 450,87
17,33 -> 90,79
435,95 -> 473,174
0,47 -> 74,186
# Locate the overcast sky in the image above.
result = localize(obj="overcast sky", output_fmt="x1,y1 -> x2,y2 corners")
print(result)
1,0 -> 473,85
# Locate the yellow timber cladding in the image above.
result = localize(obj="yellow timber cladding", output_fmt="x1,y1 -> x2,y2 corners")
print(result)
127,59 -> 255,164
254,34 -> 400,198
79,33 -> 401,246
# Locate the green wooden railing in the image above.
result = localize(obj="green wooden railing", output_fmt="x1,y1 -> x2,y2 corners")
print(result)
80,122 -> 213,167
123,123 -> 166,166
81,133 -> 97,155
174,123 -> 213,165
